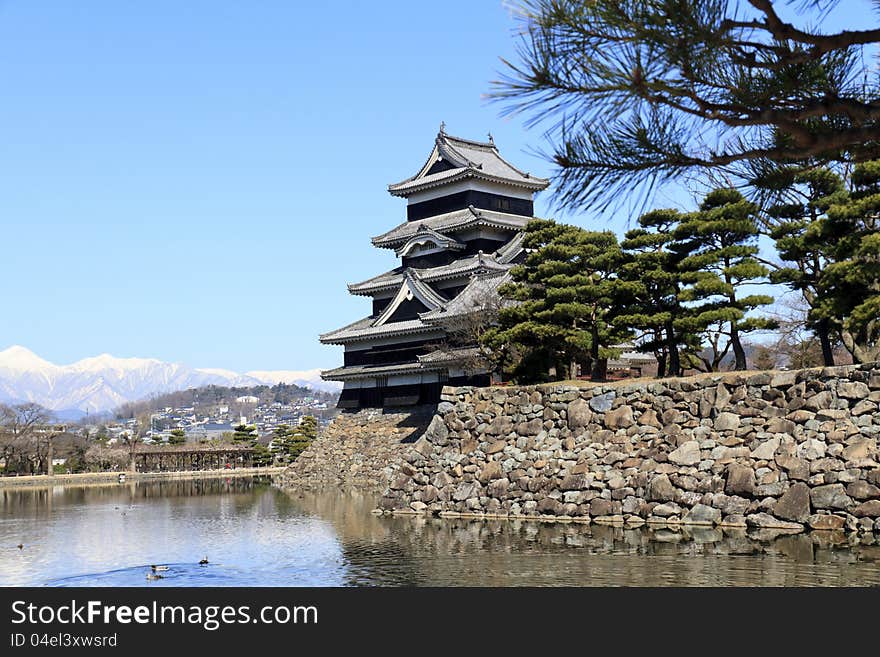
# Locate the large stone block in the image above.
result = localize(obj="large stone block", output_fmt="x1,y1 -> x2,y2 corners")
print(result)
851,500 -> 880,518
807,514 -> 845,530
647,474 -> 676,501
560,473 -> 590,491
843,438 -> 876,461
773,482 -> 811,522
745,513 -> 803,531
846,480 -> 880,500
477,461 -> 504,483
669,441 -> 701,466
714,412 -> 741,431
725,463 -> 756,496
567,398 -> 593,429
424,415 -> 449,445
809,483 -> 853,510
682,504 -> 721,526
751,437 -> 781,460
536,497 -> 564,515
837,381 -> 870,399
605,405 -> 634,429
589,392 -> 616,412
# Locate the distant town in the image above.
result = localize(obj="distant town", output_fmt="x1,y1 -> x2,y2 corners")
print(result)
0,383 -> 339,476
105,384 -> 337,446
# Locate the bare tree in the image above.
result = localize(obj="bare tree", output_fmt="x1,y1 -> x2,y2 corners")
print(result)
0,403 -> 54,475
431,278 -> 508,376
120,427 -> 145,472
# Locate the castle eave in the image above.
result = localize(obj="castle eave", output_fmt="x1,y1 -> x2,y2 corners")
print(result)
319,317 -> 440,345
321,361 -> 446,381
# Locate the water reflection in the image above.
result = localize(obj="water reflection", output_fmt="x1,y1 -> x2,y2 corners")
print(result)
288,489 -> 880,587
0,479 -> 878,586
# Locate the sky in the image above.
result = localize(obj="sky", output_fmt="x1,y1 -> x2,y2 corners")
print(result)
0,1 -> 871,372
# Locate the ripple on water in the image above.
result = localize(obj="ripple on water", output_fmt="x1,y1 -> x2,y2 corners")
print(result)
3,480 -> 880,587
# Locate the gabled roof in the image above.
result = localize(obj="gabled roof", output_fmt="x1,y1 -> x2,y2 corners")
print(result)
394,224 -> 466,258
372,271 -> 446,326
348,249 -> 519,297
419,270 -> 513,324
372,206 -> 532,249
388,128 -> 549,197
321,272 -> 449,344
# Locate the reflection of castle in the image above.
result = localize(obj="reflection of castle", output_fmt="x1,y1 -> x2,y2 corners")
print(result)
321,126 -> 549,409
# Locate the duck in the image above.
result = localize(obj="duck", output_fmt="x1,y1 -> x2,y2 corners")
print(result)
16,543 -> 23,550
146,572 -> 164,581
150,565 -> 169,572
198,556 -> 209,565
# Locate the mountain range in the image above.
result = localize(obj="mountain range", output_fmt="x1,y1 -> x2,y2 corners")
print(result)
0,345 -> 339,416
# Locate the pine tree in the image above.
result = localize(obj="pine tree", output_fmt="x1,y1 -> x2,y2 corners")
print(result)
814,160 -> 880,363
232,424 -> 256,444
672,189 -> 776,370
617,208 -> 701,377
167,428 -> 186,446
483,219 -> 632,382
757,166 -> 844,365
492,1 -> 880,211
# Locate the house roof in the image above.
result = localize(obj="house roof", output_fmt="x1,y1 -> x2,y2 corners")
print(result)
372,206 -> 532,249
387,129 -> 549,197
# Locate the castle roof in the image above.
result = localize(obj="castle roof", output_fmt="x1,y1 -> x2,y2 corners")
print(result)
372,206 -> 531,249
387,129 -> 549,197
347,248 -> 518,296
419,270 -> 513,323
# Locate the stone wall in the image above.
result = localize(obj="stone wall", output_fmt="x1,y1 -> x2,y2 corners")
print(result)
280,407 -> 435,492
379,364 -> 880,534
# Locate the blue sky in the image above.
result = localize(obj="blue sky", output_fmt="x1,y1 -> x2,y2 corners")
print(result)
0,2 -> 868,371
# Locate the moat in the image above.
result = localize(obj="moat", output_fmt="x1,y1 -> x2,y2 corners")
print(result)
1,477 -> 878,586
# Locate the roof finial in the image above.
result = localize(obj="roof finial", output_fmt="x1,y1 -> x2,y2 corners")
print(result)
439,120 -> 446,135
487,131 -> 494,144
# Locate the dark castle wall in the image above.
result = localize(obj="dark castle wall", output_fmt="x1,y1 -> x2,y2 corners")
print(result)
407,190 -> 533,221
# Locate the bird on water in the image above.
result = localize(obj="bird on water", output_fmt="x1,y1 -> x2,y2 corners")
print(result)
199,556 -> 209,565
151,565 -> 169,572
146,572 -> 164,581
17,543 -> 23,550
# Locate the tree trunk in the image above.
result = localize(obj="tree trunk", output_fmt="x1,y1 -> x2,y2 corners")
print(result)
589,327 -> 605,381
731,325 -> 747,370
591,357 -> 608,382
46,437 -> 53,476
666,322 -> 681,377
841,328 -> 880,364
816,318 -> 835,366
655,351 -> 667,379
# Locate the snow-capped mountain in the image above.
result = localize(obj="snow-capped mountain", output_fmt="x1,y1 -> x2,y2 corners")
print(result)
0,345 -> 339,414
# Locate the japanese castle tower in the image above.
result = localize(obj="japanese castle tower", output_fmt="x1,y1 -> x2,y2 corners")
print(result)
321,126 -> 549,409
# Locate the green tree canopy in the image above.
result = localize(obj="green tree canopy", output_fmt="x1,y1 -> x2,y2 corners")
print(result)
232,424 -> 256,444
814,160 -> 880,362
672,188 -> 777,370
167,428 -> 186,446
618,208 -> 702,377
758,166 -> 845,365
483,219 -> 633,382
